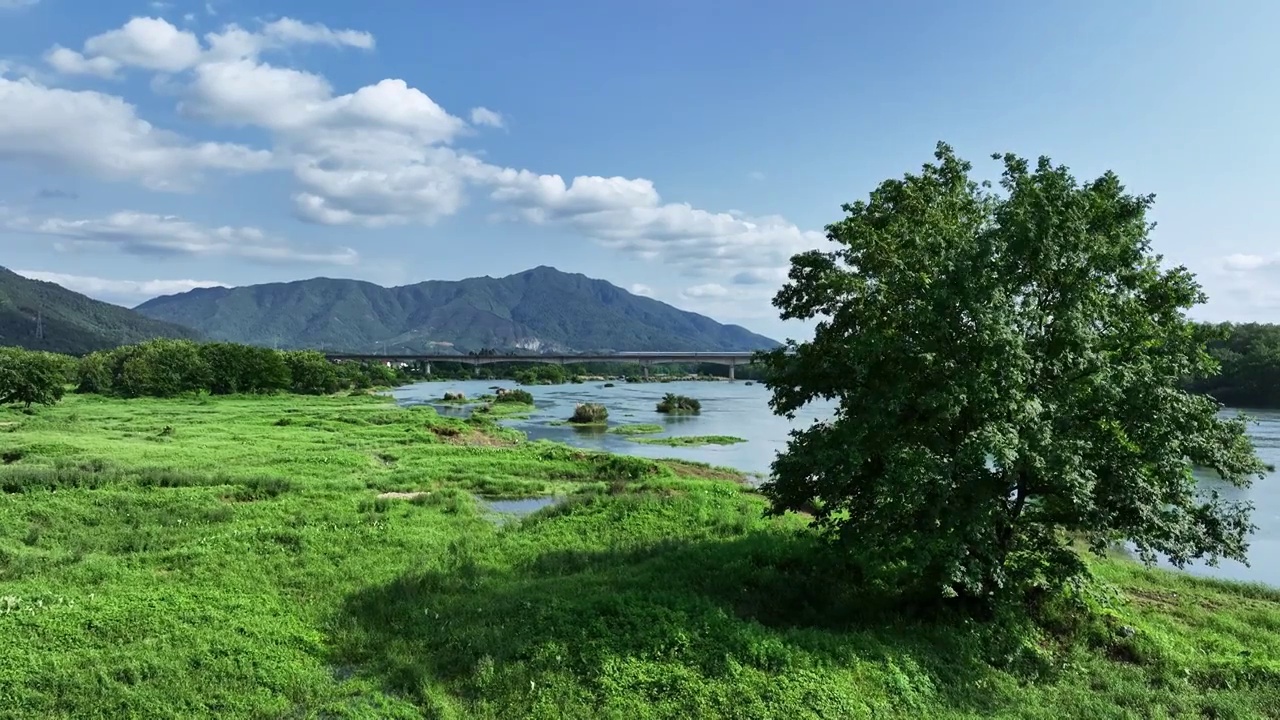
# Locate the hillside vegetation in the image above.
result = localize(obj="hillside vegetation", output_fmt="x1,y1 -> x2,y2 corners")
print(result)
133,266 -> 778,354
0,267 -> 199,354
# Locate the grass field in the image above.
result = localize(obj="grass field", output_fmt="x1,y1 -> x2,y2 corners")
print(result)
1,393 -> 1279,718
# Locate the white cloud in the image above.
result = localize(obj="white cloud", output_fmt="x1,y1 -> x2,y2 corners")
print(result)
469,106 -> 504,128
681,283 -> 729,299
10,210 -> 357,265
84,16 -> 203,72
14,269 -> 225,298
46,17 -> 372,78
629,283 -> 654,297
747,170 -> 766,181
44,47 -> 121,78
257,17 -> 374,51
1222,253 -> 1273,272
0,73 -> 271,190
0,0 -> 39,9
14,15 -> 829,300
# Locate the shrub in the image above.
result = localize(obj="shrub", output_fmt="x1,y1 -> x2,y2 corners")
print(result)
495,388 -> 533,404
75,351 -> 113,394
0,348 -> 72,409
113,339 -> 212,398
569,403 -> 608,424
283,350 -> 340,395
656,393 -> 701,414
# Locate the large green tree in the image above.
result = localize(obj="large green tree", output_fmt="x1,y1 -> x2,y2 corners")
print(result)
0,347 -> 70,408
758,143 -> 1266,601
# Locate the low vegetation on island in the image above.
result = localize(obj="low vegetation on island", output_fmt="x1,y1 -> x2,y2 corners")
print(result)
607,423 -> 665,436
629,435 -> 746,447
567,402 -> 609,425
655,393 -> 701,414
1,143 -> 1278,718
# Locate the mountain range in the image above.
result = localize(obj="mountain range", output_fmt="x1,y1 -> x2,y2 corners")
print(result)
134,266 -> 779,354
0,267 -> 200,354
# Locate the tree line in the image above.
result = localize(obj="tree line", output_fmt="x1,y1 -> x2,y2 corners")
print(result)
1186,322 -> 1280,409
0,339 -> 408,409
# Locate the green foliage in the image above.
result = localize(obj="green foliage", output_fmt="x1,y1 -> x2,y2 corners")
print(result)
74,351 -> 112,394
0,266 -> 200,354
514,364 -> 567,385
0,347 -> 70,408
569,403 -> 609,425
656,393 -> 702,414
113,339 -> 211,398
1188,322 -> 1280,408
282,350 -> 341,395
133,266 -> 780,354
199,342 -> 291,394
759,142 -> 1267,603
496,388 -> 534,404
71,340 -> 399,398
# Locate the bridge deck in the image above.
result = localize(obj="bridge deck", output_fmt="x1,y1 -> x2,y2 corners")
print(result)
324,351 -> 761,363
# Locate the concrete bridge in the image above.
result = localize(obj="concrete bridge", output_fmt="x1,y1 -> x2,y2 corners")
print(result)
324,351 -> 762,380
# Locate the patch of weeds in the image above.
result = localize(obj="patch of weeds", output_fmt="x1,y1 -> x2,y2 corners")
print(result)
229,476 -> 293,502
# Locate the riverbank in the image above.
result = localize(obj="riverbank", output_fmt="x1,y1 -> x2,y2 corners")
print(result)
1,393 -> 1278,718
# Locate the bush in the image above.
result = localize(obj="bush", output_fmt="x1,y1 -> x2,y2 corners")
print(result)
200,342 -> 291,394
113,339 -> 211,398
656,393 -> 701,414
569,403 -> 608,424
496,388 -> 533,404
514,365 -> 567,385
0,348 -> 69,408
282,350 -> 341,395
75,351 -> 113,394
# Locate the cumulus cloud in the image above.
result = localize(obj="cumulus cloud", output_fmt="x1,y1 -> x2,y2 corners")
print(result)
0,73 -> 270,190
15,14 -> 829,296
469,106 -> 504,128
14,269 -> 226,298
629,283 -> 654,297
681,283 -> 729,299
10,210 -> 357,265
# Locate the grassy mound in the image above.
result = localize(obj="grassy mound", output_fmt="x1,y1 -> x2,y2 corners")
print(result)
568,403 -> 609,425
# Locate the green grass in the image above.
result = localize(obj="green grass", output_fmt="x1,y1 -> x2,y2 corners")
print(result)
608,423 -> 665,436
1,394 -> 1278,718
630,435 -> 746,447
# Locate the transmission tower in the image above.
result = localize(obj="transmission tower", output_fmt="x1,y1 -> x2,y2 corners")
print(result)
34,310 -> 44,341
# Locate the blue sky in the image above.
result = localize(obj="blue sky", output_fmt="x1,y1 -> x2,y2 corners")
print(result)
0,0 -> 1277,341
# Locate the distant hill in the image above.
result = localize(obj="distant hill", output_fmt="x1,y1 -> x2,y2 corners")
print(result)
0,267 -> 202,354
134,266 -> 780,354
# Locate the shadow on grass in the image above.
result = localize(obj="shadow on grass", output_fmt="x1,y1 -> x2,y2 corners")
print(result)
331,527 -> 1042,716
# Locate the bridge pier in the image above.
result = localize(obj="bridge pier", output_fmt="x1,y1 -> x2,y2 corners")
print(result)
728,360 -> 735,382
642,361 -> 650,380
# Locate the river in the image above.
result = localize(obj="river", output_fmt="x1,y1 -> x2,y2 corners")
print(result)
389,379 -> 1279,587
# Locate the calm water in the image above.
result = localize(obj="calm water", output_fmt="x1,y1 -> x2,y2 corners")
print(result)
389,379 -> 1279,587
